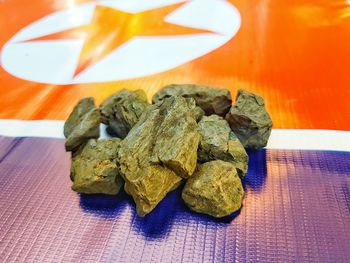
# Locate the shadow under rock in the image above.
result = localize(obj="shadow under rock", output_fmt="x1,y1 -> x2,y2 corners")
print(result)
79,154 -> 257,238
242,149 -> 268,192
79,186 -> 181,239
79,190 -> 133,218
131,185 -> 240,240
131,186 -> 182,239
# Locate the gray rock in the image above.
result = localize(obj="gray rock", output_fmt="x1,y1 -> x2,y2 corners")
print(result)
100,89 -> 149,138
198,115 -> 248,178
65,108 -> 101,152
152,84 -> 232,117
64,97 -> 95,138
225,89 -> 273,149
182,160 -> 244,218
71,138 -> 123,195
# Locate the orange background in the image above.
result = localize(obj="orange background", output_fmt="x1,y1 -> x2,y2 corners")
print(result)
0,0 -> 349,130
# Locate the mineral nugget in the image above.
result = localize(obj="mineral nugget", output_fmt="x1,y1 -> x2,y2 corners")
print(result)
123,165 -> 182,216
192,105 -> 205,122
198,115 -> 248,178
118,96 -> 200,216
118,104 -> 182,216
65,108 -> 101,152
152,84 -> 232,117
64,97 -> 96,138
151,96 -> 200,178
182,160 -> 244,218
100,89 -> 149,138
225,89 -> 273,149
71,138 -> 123,195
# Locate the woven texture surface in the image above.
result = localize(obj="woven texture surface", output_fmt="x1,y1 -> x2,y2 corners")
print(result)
0,136 -> 349,262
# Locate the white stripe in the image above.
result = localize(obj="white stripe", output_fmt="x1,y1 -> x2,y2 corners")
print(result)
0,120 -> 65,138
0,119 -> 109,139
0,119 -> 349,152
267,129 -> 350,151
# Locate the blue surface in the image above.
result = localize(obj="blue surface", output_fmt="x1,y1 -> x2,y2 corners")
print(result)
0,136 -> 349,262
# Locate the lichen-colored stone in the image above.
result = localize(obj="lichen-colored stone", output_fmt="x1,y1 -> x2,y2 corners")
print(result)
65,108 -> 101,152
64,97 -> 95,138
192,105 -> 205,122
152,84 -> 232,117
64,86 -> 272,217
118,96 -> 200,216
182,160 -> 244,218
198,115 -> 248,178
151,97 -> 200,178
225,89 -> 273,149
71,138 -> 123,195
100,89 -> 149,138
123,165 -> 182,216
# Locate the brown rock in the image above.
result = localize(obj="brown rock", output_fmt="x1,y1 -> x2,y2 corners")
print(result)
225,89 -> 273,149
182,160 -> 244,218
192,105 -> 205,122
198,115 -> 248,178
118,96 -> 200,216
65,108 -> 101,152
152,84 -> 232,116
100,89 -> 149,138
151,97 -> 200,178
71,138 -> 123,195
123,165 -> 182,216
64,97 -> 95,138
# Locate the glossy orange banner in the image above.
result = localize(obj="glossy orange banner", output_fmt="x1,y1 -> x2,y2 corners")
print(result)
0,0 -> 349,130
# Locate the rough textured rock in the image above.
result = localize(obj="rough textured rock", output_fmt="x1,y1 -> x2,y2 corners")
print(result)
64,97 -> 95,138
182,160 -> 244,218
192,106 -> 205,122
65,108 -> 101,152
198,115 -> 248,178
225,89 -> 273,149
71,138 -> 123,195
100,89 -> 149,138
123,165 -> 182,217
152,84 -> 232,117
118,96 -> 200,216
151,97 -> 200,178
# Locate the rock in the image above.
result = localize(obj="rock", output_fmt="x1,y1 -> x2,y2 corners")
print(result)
192,106 -> 205,122
118,107 -> 160,173
198,115 -> 248,178
65,108 -> 101,152
151,97 -> 200,178
182,160 -> 244,218
118,96 -> 200,216
71,138 -> 123,195
64,97 -> 96,138
123,165 -> 182,217
100,89 -> 149,138
225,90 -> 273,149
152,84 -> 232,117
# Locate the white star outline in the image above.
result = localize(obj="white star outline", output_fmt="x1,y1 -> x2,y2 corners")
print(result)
1,0 -> 241,84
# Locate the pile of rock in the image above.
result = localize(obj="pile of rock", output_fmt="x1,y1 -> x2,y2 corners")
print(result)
64,84 -> 272,218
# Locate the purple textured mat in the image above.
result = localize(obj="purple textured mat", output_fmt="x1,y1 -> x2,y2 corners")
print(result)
0,136 -> 349,262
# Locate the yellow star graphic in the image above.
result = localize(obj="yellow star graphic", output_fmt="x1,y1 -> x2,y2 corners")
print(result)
26,3 -> 213,77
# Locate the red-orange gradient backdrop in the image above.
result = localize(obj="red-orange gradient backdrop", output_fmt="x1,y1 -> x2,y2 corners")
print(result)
0,0 -> 349,129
